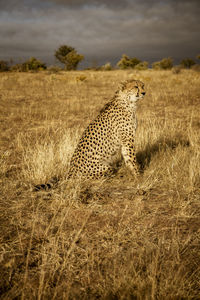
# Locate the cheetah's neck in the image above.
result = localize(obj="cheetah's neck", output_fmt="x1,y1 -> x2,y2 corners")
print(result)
115,92 -> 138,112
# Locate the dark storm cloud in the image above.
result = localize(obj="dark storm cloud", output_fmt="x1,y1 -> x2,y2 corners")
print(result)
0,0 -> 199,66
45,0 -> 130,8
46,0 -> 199,8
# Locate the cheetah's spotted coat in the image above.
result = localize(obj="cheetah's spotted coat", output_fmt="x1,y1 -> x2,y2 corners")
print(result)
68,79 -> 145,179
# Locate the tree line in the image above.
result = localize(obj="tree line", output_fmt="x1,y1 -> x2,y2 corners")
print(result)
0,45 -> 200,72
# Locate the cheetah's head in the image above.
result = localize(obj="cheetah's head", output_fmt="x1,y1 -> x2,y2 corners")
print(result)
118,79 -> 145,104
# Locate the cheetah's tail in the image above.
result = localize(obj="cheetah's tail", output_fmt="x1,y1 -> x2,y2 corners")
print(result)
34,176 -> 60,191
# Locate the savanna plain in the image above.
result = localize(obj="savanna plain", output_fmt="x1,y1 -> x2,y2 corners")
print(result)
0,69 -> 200,299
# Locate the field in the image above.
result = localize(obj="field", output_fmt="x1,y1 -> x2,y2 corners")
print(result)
0,69 -> 200,299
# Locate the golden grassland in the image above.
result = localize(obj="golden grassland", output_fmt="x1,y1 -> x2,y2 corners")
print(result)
0,69 -> 200,299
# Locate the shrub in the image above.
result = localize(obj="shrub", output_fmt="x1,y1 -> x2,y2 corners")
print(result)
100,62 -> 112,71
180,58 -> 196,69
117,54 -> 141,69
11,57 -> 46,72
152,57 -> 173,70
191,64 -> 200,72
25,57 -> 46,71
152,61 -> 160,70
134,61 -> 149,70
172,65 -> 182,74
47,65 -> 62,74
0,60 -> 9,72
11,63 -> 27,72
55,45 -> 84,70
76,75 -> 87,82
160,57 -> 173,69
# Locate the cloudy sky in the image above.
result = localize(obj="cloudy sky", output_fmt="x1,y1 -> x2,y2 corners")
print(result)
0,0 -> 199,67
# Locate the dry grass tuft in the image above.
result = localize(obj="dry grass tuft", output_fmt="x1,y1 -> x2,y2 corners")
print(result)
16,127 -> 79,184
0,70 -> 200,299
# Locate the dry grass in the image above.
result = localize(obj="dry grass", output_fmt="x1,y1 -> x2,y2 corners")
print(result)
0,69 -> 200,299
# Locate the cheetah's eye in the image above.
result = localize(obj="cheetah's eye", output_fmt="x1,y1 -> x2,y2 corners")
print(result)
134,86 -> 138,88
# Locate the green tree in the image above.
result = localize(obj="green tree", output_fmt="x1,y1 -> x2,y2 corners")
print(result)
55,45 -> 74,64
65,50 -> 84,71
117,54 -> 141,69
55,45 -> 84,70
196,54 -> 200,60
181,58 -> 195,69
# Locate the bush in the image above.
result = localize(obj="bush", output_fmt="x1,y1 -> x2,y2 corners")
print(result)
11,57 -> 46,72
180,58 -> 196,69
76,75 -> 87,82
191,64 -> 200,72
172,65 -> 182,74
100,62 -> 112,71
0,60 -> 9,72
11,63 -> 27,72
47,65 -> 62,74
25,57 -> 46,71
134,61 -> 149,70
117,54 -> 141,69
152,61 -> 161,70
152,57 -> 173,70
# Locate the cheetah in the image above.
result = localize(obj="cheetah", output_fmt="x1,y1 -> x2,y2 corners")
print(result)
67,79 -> 145,179
34,79 -> 145,190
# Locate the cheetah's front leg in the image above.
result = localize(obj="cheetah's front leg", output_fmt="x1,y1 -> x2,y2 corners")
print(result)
121,142 -> 139,176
